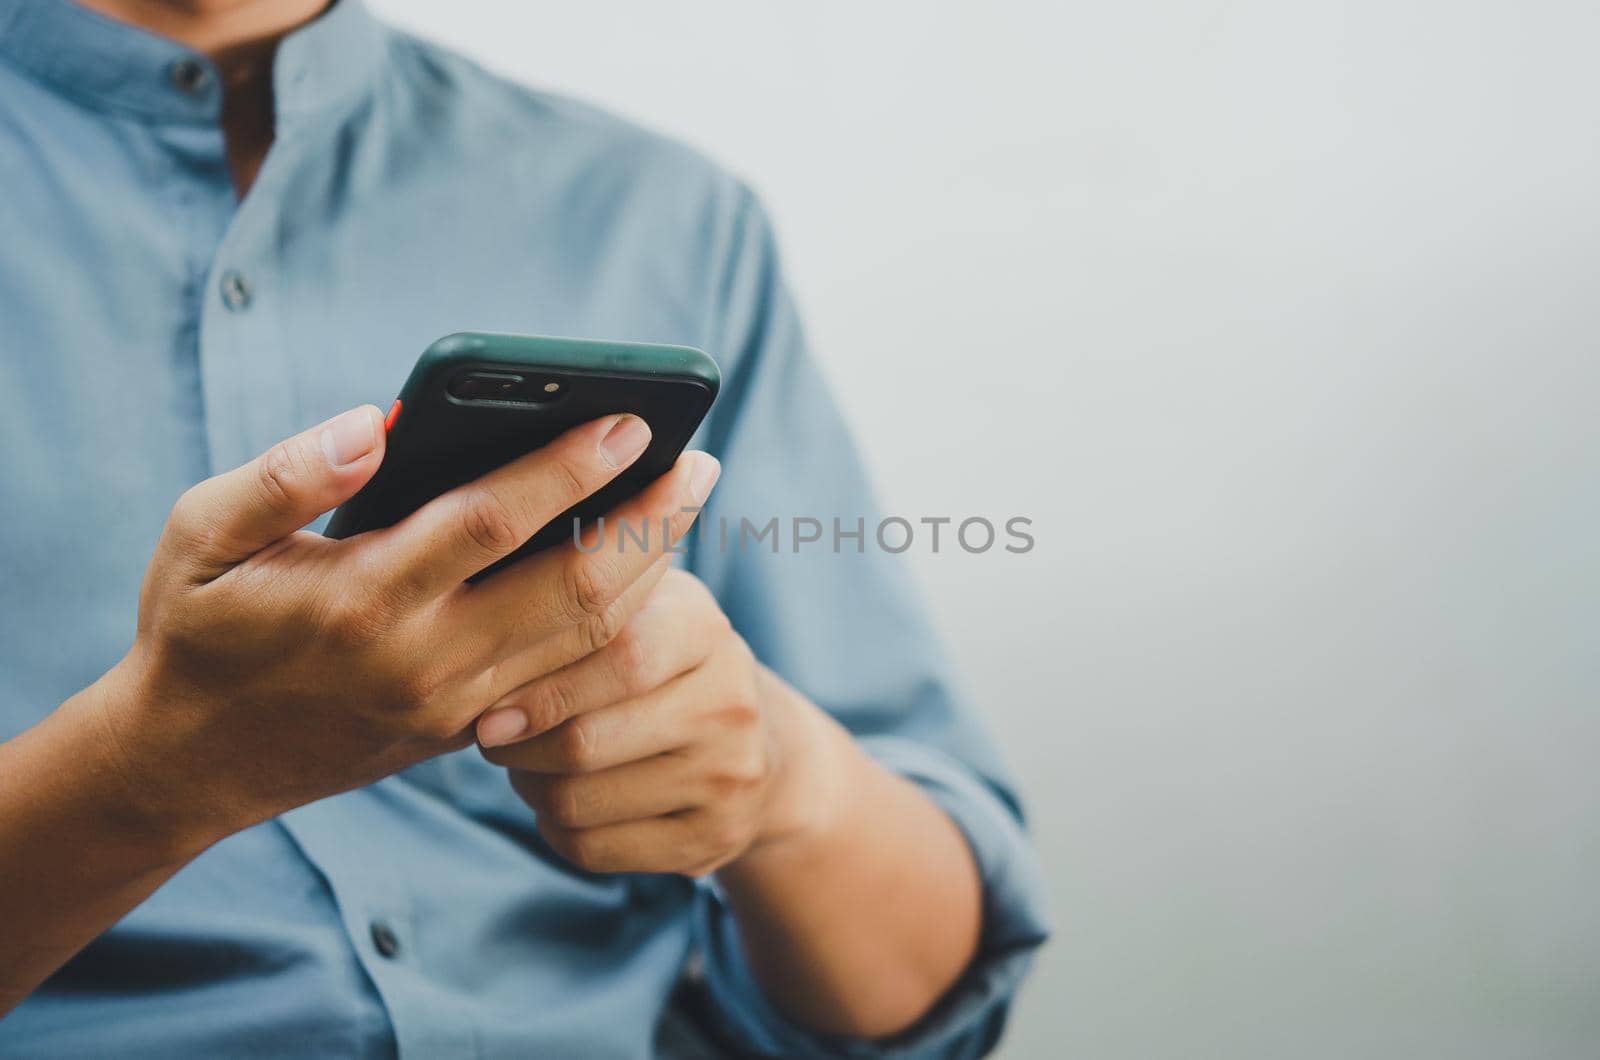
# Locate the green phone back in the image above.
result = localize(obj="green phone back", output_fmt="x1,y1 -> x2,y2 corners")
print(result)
325,332 -> 720,574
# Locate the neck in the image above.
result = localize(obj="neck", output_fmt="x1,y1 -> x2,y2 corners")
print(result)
75,0 -> 330,197
75,0 -> 326,55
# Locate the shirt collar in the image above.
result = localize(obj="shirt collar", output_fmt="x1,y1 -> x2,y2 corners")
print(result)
0,0 -> 384,126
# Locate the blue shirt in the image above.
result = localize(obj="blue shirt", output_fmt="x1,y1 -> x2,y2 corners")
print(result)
0,2 -> 1048,1056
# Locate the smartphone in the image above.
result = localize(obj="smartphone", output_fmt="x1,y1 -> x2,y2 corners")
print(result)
325,331 -> 720,576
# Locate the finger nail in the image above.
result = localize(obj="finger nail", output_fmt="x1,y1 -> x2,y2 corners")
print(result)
599,415 -> 651,469
478,708 -> 529,748
687,452 -> 721,504
320,406 -> 379,468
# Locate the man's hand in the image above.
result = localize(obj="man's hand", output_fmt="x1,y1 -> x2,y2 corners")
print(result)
477,566 -> 839,877
474,566 -> 987,1039
96,405 -> 717,855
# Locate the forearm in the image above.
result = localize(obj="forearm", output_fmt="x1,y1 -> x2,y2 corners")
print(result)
716,672 -> 983,1040
0,666 -> 209,1016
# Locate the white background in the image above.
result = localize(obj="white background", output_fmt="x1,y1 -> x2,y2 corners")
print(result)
373,2 -> 1600,1056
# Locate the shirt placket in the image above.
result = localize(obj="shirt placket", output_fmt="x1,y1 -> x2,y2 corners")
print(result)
194,178 -> 300,476
201,106 -> 477,1060
151,50 -> 468,1057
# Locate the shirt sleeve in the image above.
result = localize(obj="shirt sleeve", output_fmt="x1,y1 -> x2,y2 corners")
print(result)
682,183 -> 1051,1059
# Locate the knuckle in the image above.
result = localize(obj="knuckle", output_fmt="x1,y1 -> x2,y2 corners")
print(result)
557,718 -> 597,771
705,772 -> 743,802
543,778 -> 585,828
650,567 -> 690,604
155,607 -> 226,661
413,709 -> 467,743
560,829 -> 605,872
440,726 -> 478,753
458,488 -> 523,556
562,555 -> 623,623
671,568 -> 717,610
361,552 -> 428,614
317,590 -> 402,652
257,441 -> 306,511
704,601 -> 734,640
707,759 -> 762,800
705,815 -> 750,856
524,677 -> 577,733
723,745 -> 769,787
549,452 -> 592,502
608,625 -> 653,689
394,663 -> 448,715
727,630 -> 756,668
508,767 -> 540,803
166,484 -> 207,539
717,691 -> 761,729
536,815 -> 575,856
577,601 -> 627,656
391,682 -> 430,717
167,482 -> 256,566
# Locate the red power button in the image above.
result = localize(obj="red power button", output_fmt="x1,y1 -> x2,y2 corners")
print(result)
383,399 -> 403,433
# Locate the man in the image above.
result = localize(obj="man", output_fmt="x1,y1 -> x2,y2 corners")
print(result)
0,1 -> 1048,1056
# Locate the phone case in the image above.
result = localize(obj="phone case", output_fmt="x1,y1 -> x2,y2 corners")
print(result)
325,332 -> 720,575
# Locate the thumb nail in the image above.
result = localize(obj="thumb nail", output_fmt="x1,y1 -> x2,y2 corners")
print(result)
688,452 -> 721,504
320,407 -> 379,468
479,708 -> 529,748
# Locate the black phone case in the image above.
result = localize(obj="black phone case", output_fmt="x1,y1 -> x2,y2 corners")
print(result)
325,332 -> 720,577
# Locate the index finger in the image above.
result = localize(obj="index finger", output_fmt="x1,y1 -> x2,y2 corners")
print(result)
378,414 -> 651,595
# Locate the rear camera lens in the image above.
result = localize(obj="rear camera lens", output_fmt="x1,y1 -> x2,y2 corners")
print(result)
449,371 -> 524,400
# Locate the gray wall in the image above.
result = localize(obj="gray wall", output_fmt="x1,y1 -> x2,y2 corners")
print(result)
378,3 -> 1600,1055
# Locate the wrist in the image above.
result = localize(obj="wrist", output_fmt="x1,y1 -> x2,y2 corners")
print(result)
723,670 -> 860,881
60,652 -> 234,866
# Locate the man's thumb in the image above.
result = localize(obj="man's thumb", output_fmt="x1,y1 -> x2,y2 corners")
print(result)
175,405 -> 386,569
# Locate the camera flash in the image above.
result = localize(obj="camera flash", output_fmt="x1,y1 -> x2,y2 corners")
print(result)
543,382 -> 561,393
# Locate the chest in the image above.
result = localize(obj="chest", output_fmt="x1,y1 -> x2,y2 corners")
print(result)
0,108 -> 705,732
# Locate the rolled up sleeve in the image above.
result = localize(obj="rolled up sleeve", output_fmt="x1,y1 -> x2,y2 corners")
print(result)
689,736 -> 1050,1059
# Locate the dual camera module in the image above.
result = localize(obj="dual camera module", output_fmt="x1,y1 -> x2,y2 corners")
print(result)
448,370 -> 568,404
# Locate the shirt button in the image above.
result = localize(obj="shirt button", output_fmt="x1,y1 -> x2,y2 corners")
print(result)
169,58 -> 210,95
219,270 -> 252,311
370,920 -> 402,959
